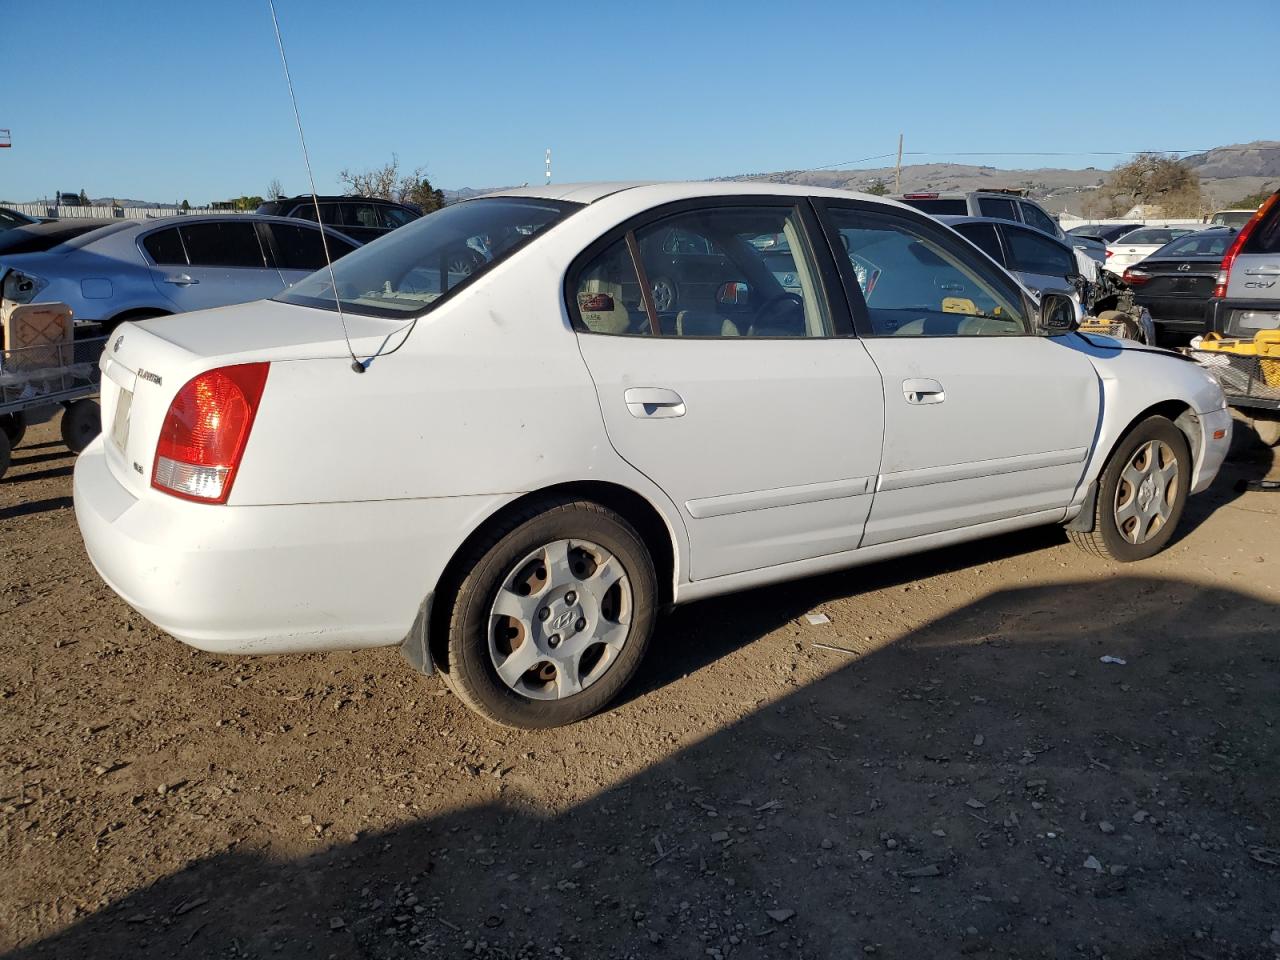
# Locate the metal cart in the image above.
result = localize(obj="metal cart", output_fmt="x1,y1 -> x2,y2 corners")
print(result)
0,335 -> 108,479
1184,331 -> 1280,448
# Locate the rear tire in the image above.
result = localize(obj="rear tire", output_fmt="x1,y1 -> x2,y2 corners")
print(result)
1069,416 -> 1191,562
1095,309 -> 1144,343
61,400 -> 101,454
439,497 -> 657,728
0,430 -> 10,480
0,413 -> 25,449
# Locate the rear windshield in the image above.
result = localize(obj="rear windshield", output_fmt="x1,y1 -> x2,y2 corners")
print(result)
1156,231 -> 1234,258
897,198 -> 968,216
277,198 -> 579,318
0,220 -> 120,255
1116,228 -> 1190,245
1211,211 -> 1255,228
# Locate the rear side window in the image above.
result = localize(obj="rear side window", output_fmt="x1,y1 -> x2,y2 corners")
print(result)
1003,226 -> 1074,277
953,222 -> 1005,264
178,222 -> 268,268
269,223 -> 358,270
1244,203 -> 1280,254
342,203 -> 384,230
897,197 -> 968,215
573,238 -> 651,336
977,197 -> 1018,221
142,228 -> 186,265
1019,202 -> 1059,236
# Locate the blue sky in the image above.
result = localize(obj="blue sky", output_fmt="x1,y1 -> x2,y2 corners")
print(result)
2,0 -> 1274,203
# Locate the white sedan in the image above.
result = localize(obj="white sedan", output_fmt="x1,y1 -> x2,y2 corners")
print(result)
74,183 -> 1231,728
1104,225 -> 1204,276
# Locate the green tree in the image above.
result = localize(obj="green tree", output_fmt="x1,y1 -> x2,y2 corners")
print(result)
1087,153 -> 1202,218
1229,186 -> 1276,210
78,189 -> 89,206
231,195 -> 264,211
339,155 -> 446,211
180,199 -> 191,211
865,179 -> 889,196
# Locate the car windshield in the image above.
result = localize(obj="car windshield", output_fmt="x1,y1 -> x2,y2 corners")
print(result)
277,198 -> 579,318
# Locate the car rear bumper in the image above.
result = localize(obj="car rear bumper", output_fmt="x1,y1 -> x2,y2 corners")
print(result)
1206,298 -> 1280,338
73,437 -> 511,655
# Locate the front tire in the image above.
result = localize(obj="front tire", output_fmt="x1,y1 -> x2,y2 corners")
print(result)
0,413 -> 25,449
1069,416 -> 1190,561
440,498 -> 657,728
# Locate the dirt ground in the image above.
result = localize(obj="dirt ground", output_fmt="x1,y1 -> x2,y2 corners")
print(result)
1,416 -> 1278,960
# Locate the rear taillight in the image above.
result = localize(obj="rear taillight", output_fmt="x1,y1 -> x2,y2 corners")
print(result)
1105,249 -> 1113,258
1122,267 -> 1149,285
1214,192 -> 1280,298
152,363 -> 270,504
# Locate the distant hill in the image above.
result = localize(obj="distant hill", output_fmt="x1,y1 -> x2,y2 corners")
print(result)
21,142 -> 1276,215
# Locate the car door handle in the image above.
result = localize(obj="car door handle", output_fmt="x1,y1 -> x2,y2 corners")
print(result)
163,274 -> 199,285
624,387 -> 686,418
902,378 -> 945,405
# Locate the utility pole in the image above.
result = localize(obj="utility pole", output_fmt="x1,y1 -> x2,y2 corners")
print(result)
894,133 -> 903,194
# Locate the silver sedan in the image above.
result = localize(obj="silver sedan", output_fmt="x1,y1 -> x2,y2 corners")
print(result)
0,213 -> 360,333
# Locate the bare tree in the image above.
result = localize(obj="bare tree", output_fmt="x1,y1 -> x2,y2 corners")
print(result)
338,154 -> 445,213
267,178 -> 285,200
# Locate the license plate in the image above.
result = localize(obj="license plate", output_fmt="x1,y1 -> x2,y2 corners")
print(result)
110,388 -> 133,451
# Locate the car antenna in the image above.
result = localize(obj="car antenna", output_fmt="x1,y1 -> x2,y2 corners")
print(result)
266,0 -> 367,374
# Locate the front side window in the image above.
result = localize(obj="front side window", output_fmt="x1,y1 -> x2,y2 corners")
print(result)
1003,226 -> 1074,277
178,221 -> 267,268
277,197 -> 577,318
827,208 -> 1028,337
269,223 -> 358,270
571,205 -> 833,338
381,206 -> 418,229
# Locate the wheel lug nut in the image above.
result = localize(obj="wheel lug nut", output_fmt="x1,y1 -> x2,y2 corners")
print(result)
548,634 -> 561,648
564,591 -> 576,605
538,607 -> 550,621
575,618 -> 587,632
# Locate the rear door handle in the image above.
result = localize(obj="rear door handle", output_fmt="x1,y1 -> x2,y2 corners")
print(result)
624,387 -> 686,418
902,378 -> 945,405
163,274 -> 199,285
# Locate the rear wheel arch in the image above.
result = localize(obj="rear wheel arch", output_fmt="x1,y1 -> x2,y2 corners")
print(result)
427,481 -> 680,672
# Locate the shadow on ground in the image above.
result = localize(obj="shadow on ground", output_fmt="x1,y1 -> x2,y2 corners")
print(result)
7,573 -> 1277,960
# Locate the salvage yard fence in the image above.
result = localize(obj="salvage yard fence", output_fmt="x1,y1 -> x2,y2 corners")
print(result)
6,202 -> 244,220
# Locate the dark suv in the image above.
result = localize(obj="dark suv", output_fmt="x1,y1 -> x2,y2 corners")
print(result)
255,195 -> 421,244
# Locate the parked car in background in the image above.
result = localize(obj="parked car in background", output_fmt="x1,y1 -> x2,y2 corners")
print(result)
1210,209 -> 1258,229
1207,190 -> 1280,339
0,214 -> 360,334
1122,228 -> 1237,345
256,195 -> 421,244
940,215 -> 1086,320
895,190 -> 1098,279
0,206 -> 41,232
1105,226 -> 1204,276
75,181 -> 1230,729
0,220 -> 113,258
1067,223 -> 1142,243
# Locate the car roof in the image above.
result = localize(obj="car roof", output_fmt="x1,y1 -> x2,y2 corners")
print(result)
479,180 -> 923,209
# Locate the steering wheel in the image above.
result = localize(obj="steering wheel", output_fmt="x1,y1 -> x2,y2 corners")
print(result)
751,291 -> 803,327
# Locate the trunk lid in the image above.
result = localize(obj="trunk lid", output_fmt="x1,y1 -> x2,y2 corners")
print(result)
1133,257 -> 1219,299
99,298 -> 410,498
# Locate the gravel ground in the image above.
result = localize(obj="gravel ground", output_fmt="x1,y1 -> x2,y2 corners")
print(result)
1,416 -> 1278,960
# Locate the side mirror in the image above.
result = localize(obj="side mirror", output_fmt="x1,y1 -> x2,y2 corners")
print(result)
1038,292 -> 1077,335
717,281 -> 750,305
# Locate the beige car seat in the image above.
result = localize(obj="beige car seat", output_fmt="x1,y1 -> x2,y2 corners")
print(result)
577,280 -> 634,334
676,310 -> 739,337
